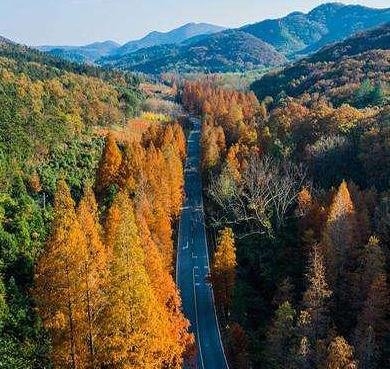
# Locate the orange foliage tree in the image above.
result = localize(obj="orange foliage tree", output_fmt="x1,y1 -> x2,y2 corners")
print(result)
33,180 -> 89,368
211,227 -> 237,321
95,132 -> 122,194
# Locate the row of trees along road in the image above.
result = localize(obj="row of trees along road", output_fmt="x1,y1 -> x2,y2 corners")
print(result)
181,79 -> 390,368
33,122 -> 194,368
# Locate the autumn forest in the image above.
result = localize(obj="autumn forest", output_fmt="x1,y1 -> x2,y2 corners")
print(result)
3,2 -> 390,369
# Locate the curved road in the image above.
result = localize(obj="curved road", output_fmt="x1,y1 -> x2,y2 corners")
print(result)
176,117 -> 229,369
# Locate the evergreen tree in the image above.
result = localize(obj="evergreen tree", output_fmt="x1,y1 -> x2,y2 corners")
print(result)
265,301 -> 296,369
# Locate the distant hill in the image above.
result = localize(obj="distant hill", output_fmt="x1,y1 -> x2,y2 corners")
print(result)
114,22 -> 226,56
0,35 -> 13,44
98,3 -> 390,74
241,3 -> 390,56
34,23 -> 225,63
35,40 -> 121,63
100,30 -> 286,74
0,40 -> 139,82
30,3 -> 390,73
251,22 -> 390,105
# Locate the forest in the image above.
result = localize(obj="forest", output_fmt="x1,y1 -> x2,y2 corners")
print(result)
0,40 -> 195,368
3,4 -> 390,369
179,30 -> 390,366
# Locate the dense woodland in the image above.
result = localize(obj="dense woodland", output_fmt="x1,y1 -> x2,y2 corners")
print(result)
0,40 -> 194,368
181,51 -> 390,367
3,8 -> 390,369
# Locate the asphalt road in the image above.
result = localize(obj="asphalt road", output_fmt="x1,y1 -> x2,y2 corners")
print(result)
176,117 -> 229,369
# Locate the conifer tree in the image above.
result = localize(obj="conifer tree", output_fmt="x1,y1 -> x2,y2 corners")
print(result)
229,323 -> 250,369
172,122 -> 187,163
77,185 -> 108,366
202,131 -> 221,174
102,191 -> 173,367
296,188 -> 312,217
33,180 -> 88,368
164,144 -> 184,219
322,181 -> 358,333
135,204 -> 193,367
117,140 -> 145,193
265,301 -> 296,369
95,133 -> 122,194
322,336 -> 357,369
323,180 -> 357,285
303,245 -> 332,343
211,227 -> 237,321
354,326 -> 377,369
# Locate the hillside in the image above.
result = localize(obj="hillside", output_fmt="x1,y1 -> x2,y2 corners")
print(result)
98,3 -> 390,74
35,40 -> 121,64
34,23 -> 225,64
242,3 -> 390,55
114,22 -> 226,56
0,35 -> 13,44
251,22 -> 390,106
0,38 -> 197,367
101,30 -> 286,74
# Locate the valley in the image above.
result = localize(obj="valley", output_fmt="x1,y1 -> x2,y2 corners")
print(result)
2,1 -> 390,368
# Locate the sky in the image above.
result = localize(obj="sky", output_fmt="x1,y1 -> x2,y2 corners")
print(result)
1,0 -> 390,46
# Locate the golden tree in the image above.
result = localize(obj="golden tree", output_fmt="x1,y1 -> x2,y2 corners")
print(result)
77,185 -> 108,365
102,191 -> 173,368
323,180 -> 357,283
303,245 -> 332,342
95,132 -> 122,194
163,144 -> 184,220
322,181 -> 359,332
322,336 -> 357,369
211,227 -> 237,320
33,180 -> 88,368
135,202 -> 193,367
172,122 -> 187,163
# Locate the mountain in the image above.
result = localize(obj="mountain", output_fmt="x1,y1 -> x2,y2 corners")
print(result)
98,3 -> 390,74
0,35 -> 13,44
251,22 -> 390,105
30,3 -> 390,73
35,40 -> 121,63
241,3 -> 390,56
100,30 -> 286,74
114,22 -> 226,56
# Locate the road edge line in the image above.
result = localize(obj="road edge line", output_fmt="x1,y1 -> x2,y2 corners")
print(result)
201,189 -> 230,369
193,267 -> 205,369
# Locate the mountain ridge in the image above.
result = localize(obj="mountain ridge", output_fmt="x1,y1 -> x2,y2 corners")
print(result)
241,2 -> 390,55
100,30 -> 286,74
114,22 -> 226,56
250,21 -> 390,104
98,2 -> 390,74
29,2 -> 390,73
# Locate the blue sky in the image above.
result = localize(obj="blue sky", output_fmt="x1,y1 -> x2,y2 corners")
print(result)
1,0 -> 389,46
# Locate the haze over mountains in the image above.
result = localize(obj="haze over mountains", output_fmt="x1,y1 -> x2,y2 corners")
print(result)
35,23 -> 225,63
37,40 -> 120,64
26,2 -> 390,73
114,22 -> 226,56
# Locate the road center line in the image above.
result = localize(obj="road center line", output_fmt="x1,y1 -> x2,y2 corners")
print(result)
193,267 -> 205,369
